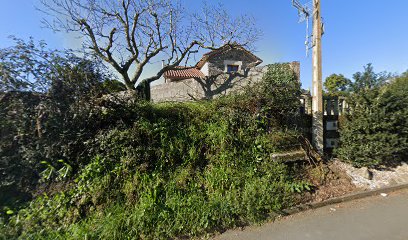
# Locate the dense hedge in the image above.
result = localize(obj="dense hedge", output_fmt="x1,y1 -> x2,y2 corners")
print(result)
336,73 -> 408,168
1,64 -> 311,239
0,78 -> 119,211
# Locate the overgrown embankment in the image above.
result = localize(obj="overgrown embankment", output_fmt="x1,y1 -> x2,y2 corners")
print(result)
1,64 -> 313,239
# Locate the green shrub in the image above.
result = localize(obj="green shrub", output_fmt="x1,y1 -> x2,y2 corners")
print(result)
336,73 -> 408,168
0,39 -> 123,211
1,63 -> 309,239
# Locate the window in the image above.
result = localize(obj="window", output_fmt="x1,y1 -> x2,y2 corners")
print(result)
227,65 -> 239,73
224,60 -> 242,73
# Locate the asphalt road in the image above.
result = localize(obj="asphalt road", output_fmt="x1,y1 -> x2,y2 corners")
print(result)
214,188 -> 408,240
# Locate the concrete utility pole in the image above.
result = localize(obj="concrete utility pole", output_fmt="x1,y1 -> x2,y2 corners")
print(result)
311,0 -> 324,154
291,0 -> 324,154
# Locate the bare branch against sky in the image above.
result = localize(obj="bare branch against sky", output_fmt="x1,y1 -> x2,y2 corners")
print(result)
38,0 -> 261,90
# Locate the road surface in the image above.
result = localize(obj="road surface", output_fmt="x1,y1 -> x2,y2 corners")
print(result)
214,188 -> 408,240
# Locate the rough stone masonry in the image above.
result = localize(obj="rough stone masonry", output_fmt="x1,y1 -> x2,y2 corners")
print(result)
150,44 -> 300,102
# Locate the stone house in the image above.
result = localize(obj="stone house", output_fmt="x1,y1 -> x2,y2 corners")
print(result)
150,43 -> 300,102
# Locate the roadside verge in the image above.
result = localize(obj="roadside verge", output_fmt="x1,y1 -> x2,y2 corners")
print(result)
282,183 -> 408,216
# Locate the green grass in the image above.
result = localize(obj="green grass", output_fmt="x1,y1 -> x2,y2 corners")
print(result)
1,63 -> 308,239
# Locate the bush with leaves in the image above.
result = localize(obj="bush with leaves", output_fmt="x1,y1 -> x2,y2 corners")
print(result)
3,100 -> 304,239
243,63 -> 302,128
336,71 -> 408,168
0,63 -> 311,239
0,38 -> 126,211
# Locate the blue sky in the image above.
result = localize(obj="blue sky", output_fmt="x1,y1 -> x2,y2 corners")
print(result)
1,1 -> 407,89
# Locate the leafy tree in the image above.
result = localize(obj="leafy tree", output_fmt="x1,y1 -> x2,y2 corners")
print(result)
39,0 -> 261,90
0,39 -> 116,209
0,37 -> 59,92
324,74 -> 351,96
0,37 -> 112,96
351,63 -> 390,92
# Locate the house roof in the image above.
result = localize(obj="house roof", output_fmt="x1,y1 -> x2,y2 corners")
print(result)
163,43 -> 262,80
163,66 -> 205,80
195,43 -> 263,69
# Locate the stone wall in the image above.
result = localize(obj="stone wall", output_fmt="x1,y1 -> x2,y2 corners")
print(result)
150,78 -> 204,102
206,48 -> 260,76
151,61 -> 300,102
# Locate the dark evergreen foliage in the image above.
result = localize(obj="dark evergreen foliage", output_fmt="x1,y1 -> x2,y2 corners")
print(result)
336,72 -> 408,168
0,39 -> 123,212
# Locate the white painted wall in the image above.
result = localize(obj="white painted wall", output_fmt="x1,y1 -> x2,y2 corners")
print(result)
201,62 -> 209,76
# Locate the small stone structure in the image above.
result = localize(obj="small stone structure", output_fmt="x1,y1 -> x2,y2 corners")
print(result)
151,44 -> 300,102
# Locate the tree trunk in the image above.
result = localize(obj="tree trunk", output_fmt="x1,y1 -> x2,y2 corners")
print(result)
122,73 -> 136,90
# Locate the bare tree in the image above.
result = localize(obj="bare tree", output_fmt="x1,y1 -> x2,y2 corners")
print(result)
39,0 -> 261,90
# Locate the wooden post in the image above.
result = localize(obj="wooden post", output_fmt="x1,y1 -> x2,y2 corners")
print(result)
312,0 -> 324,154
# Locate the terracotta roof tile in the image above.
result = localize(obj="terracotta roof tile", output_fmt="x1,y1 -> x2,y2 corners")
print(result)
164,66 -> 205,80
